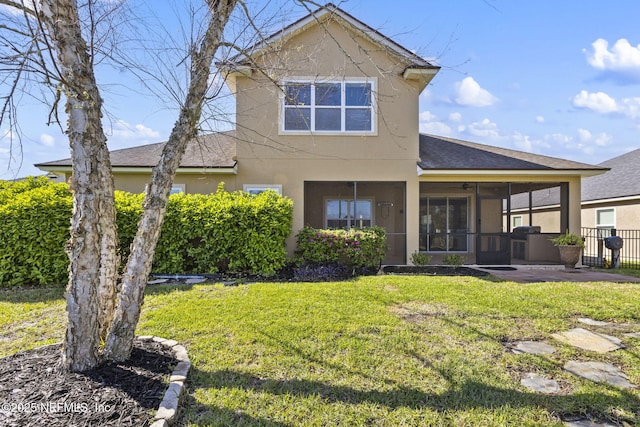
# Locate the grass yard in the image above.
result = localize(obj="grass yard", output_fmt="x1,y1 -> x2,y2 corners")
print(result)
1,276 -> 639,426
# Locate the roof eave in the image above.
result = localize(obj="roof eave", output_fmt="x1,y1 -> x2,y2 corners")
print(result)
403,67 -> 440,86
37,164 -> 238,175
417,167 -> 607,177
582,194 -> 640,206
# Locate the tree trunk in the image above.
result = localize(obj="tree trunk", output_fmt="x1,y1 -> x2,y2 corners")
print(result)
104,0 -> 238,361
39,0 -> 118,372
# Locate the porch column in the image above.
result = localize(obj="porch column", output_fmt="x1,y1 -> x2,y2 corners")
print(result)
406,179 -> 420,264
567,177 -> 582,234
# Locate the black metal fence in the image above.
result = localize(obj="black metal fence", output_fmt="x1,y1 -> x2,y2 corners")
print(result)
582,227 -> 640,269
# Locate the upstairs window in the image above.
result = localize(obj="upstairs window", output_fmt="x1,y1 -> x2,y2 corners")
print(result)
283,80 -> 374,133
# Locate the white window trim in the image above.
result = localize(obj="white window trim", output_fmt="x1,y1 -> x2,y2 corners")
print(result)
280,77 -> 377,136
243,184 -> 282,195
511,215 -> 523,228
170,184 -> 186,195
595,207 -> 615,229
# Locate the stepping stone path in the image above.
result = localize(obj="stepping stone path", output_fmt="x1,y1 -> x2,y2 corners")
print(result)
564,420 -> 619,427
564,361 -> 636,389
520,373 -> 560,394
508,341 -> 556,355
551,328 -> 623,353
506,318 -> 639,425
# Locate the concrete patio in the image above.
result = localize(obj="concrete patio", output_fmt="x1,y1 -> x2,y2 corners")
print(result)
475,265 -> 640,283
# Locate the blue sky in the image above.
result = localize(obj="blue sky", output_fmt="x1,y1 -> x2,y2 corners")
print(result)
2,0 -> 640,178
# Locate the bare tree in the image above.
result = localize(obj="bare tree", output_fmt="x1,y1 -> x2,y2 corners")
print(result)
0,0 -> 238,371
1,0 -> 437,371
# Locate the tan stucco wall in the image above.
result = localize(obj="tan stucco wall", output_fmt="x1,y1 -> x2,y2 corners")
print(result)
231,18 -> 427,258
109,172 -> 237,195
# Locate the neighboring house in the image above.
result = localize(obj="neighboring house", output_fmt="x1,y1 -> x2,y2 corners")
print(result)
510,148 -> 640,233
36,3 -> 606,265
580,148 -> 640,232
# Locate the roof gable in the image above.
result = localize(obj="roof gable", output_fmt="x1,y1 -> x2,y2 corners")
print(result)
222,3 -> 439,87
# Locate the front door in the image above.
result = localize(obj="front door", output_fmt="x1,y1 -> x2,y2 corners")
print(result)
476,196 -> 510,264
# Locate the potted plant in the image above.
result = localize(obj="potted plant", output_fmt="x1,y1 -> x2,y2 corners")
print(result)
550,230 -> 585,269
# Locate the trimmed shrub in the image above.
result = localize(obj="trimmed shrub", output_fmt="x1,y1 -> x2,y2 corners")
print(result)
294,226 -> 386,273
114,191 -> 145,263
153,184 -> 293,275
442,254 -> 465,267
0,180 -> 72,286
0,179 -> 293,287
410,251 -> 432,266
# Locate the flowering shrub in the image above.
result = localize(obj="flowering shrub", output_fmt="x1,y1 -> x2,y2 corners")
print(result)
294,226 -> 386,271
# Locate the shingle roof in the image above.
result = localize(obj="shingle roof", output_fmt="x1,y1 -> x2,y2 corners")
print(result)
418,134 -> 604,171
582,147 -> 640,202
36,132 -> 237,170
510,148 -> 640,210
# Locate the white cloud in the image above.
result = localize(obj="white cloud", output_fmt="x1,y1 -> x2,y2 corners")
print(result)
420,121 -> 452,135
585,38 -> 640,81
619,96 -> 640,119
512,132 -> 533,152
466,118 -> 500,138
419,111 -> 438,122
577,128 -> 612,147
110,120 -> 160,141
418,110 -> 451,135
40,133 -> 55,147
448,112 -> 462,122
535,115 -> 545,123
454,77 -> 498,107
572,90 -> 618,114
572,90 -> 640,120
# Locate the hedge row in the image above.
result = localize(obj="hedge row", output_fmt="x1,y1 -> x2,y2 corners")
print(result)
293,226 -> 386,271
153,184 -> 293,275
0,177 -> 73,286
0,179 -> 293,287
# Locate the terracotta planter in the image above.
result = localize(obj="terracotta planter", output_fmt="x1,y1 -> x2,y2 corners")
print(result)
557,245 -> 583,269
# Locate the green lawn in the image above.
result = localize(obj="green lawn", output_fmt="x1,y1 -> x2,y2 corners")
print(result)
1,276 -> 639,426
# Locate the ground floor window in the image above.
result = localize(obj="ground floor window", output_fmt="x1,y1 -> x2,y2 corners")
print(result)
511,215 -> 523,228
420,196 -> 469,252
596,208 -> 615,236
325,199 -> 372,228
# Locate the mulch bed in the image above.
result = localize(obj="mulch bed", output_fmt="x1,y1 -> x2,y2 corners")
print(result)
0,339 -> 176,427
382,265 -> 490,277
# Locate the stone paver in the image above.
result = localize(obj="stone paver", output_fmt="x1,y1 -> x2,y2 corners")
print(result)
551,328 -> 623,353
564,361 -> 636,389
577,318 -> 610,327
509,341 -> 556,355
478,266 -> 640,283
624,332 -> 640,338
564,420 -> 619,427
521,373 -> 560,394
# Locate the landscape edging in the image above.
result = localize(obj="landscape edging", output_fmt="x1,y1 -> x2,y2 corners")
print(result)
136,336 -> 190,427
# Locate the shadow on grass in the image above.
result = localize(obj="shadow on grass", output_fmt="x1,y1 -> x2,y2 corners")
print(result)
0,286 -> 65,303
176,383 -> 292,427
181,365 -> 639,425
0,281 -> 195,303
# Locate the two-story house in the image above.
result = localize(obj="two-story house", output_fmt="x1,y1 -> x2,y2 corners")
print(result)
36,3 -> 606,265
